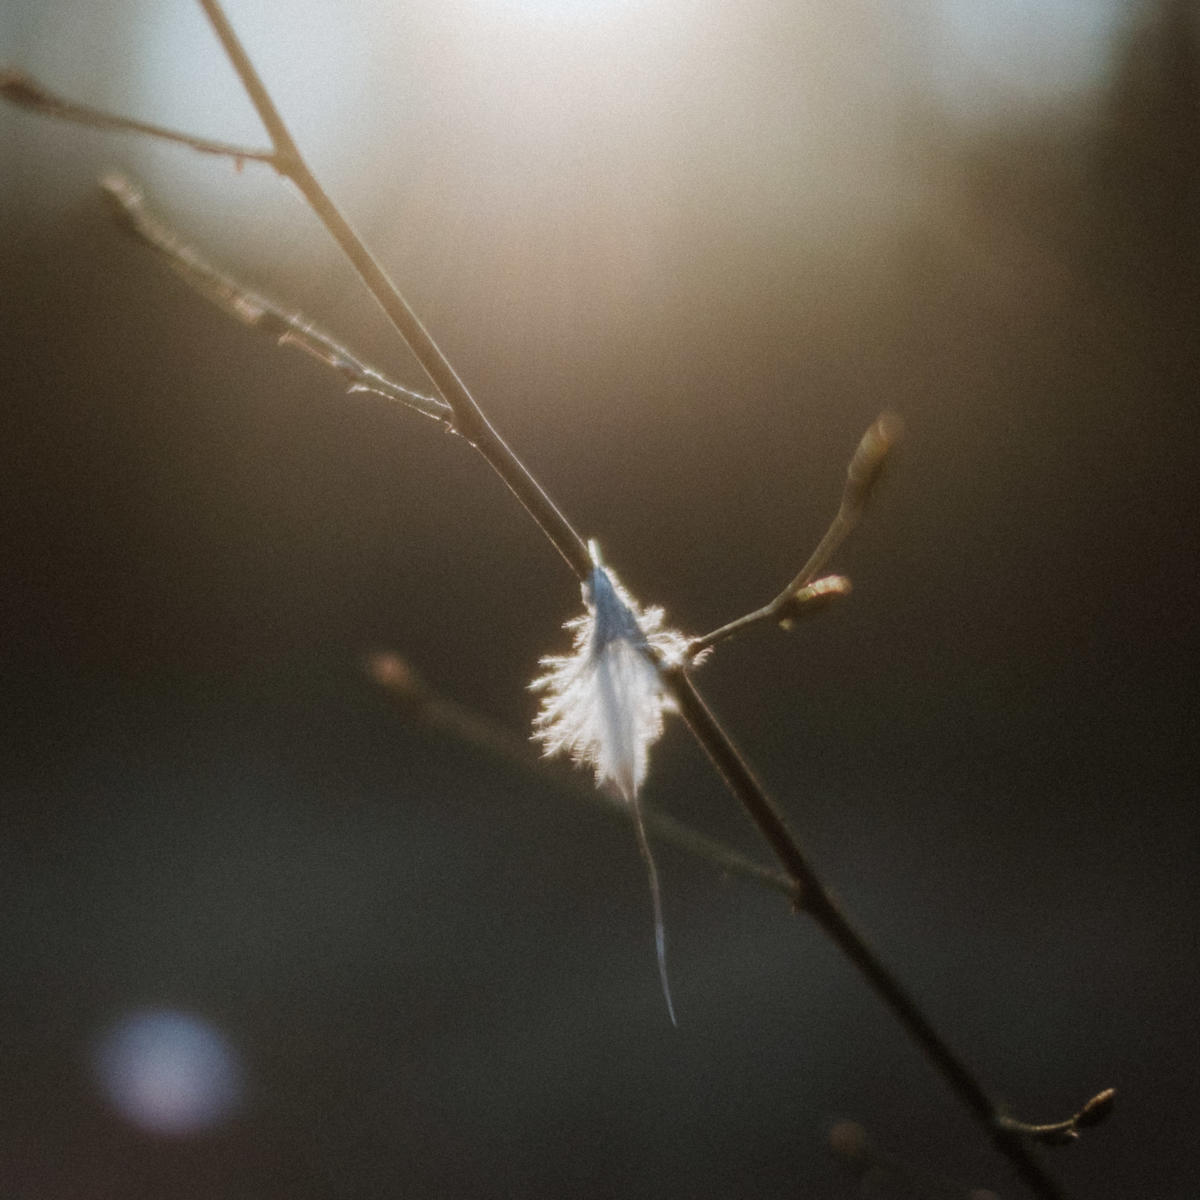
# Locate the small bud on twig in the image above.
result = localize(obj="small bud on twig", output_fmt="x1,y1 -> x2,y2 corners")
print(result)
843,411 -> 904,517
1075,1087 -> 1117,1129
777,574 -> 853,630
997,1087 -> 1117,1148
689,414 -> 898,655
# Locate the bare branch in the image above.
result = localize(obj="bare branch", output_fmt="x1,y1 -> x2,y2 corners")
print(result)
99,174 -> 450,425
0,68 -> 276,166
689,412 -> 902,656
663,662 -> 1071,1199
366,652 -> 797,901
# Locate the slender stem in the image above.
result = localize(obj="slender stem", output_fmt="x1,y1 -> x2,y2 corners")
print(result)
690,573 -> 853,656
195,0 -> 592,582
691,413 -> 902,654
0,69 -> 275,164
998,1088 -> 1117,1146
664,666 -> 1068,1200
99,174 -> 451,424
784,411 -> 902,592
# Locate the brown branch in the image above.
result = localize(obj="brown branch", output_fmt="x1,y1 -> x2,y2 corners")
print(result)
662,665 -> 1078,1200
998,1089 -> 1117,1147
690,412 -> 902,655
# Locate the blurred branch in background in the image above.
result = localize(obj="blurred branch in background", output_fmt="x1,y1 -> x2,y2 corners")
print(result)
830,1118 -> 1001,1200
366,651 -> 795,899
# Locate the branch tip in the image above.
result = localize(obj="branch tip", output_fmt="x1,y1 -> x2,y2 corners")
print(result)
689,412 -> 897,656
366,649 -> 795,899
998,1087 -> 1117,1147
1076,1087 -> 1116,1128
95,173 -> 451,424
845,411 -> 903,513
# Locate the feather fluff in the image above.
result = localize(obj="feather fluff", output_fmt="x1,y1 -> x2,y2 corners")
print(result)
530,547 -> 689,1023
531,556 -> 687,798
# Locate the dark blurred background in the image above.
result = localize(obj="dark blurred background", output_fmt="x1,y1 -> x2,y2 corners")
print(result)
2,1 -> 1197,1196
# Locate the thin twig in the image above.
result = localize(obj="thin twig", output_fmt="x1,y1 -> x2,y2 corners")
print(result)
6,10 -> 1098,1196
0,69 -> 275,165
99,174 -> 450,424
690,412 -> 902,655
366,652 -> 796,900
998,1089 -> 1117,1147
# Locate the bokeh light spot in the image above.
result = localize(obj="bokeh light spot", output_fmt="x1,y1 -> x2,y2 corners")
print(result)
92,1009 -> 243,1135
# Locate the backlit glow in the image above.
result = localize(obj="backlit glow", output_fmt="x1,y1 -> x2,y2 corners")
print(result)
93,1009 -> 243,1135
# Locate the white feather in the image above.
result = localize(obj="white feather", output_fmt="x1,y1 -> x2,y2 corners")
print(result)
531,553 -> 687,797
530,546 -> 689,1023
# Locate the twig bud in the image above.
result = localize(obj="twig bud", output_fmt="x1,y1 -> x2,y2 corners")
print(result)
366,651 -> 429,713
1075,1087 -> 1116,1128
0,70 -> 53,112
1035,1126 -> 1080,1146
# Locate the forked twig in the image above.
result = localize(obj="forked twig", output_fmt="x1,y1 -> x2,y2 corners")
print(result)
98,174 -> 450,425
690,412 -> 902,656
87,176 -> 803,955
3,7 -> 1107,1195
998,1088 -> 1117,1147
